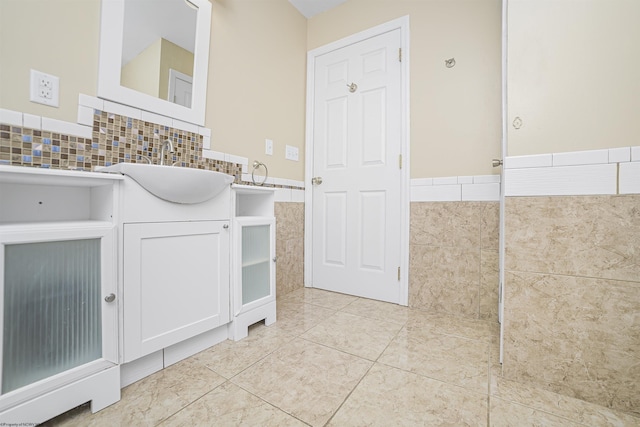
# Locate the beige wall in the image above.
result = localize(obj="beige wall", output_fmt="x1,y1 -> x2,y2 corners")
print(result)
207,0 -> 307,181
121,38 -> 162,99
0,0 -> 100,123
308,0 -> 502,179
508,0 -> 640,156
159,39 -> 195,101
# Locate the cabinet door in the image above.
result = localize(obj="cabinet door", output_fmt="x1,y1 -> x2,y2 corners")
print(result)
123,221 -> 229,362
0,223 -> 118,408
234,217 -> 275,315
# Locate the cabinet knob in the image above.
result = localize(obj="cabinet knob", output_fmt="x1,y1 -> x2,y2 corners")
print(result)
223,224 -> 229,229
104,293 -> 116,303
273,257 -> 277,263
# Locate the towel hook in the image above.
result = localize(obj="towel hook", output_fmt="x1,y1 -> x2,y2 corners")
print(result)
445,58 -> 456,68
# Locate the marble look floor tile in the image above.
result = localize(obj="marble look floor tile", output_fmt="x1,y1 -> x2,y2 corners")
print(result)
46,357 -> 226,426
160,382 -> 307,427
328,363 -> 488,427
274,300 -> 336,336
406,310 -> 495,343
340,297 -> 410,325
190,323 -> 295,379
490,397 -> 585,427
279,287 -> 358,310
491,375 -> 640,427
301,311 -> 403,360
379,328 -> 489,393
231,338 -> 372,427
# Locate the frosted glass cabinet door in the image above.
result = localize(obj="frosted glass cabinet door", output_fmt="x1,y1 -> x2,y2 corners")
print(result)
234,217 -> 275,314
0,224 -> 118,400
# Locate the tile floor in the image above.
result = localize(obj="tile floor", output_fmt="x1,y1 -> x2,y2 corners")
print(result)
46,288 -> 639,426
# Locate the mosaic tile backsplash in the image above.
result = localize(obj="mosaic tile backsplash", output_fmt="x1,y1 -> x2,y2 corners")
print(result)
2,110 -> 240,183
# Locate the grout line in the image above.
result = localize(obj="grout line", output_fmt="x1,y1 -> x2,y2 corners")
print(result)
232,382 -> 313,426
505,268 -> 640,285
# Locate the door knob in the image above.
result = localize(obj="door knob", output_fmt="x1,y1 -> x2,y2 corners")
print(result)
312,177 -> 323,185
492,159 -> 503,168
104,293 -> 116,303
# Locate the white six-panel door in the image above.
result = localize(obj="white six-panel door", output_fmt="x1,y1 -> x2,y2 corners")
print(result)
311,29 -> 402,303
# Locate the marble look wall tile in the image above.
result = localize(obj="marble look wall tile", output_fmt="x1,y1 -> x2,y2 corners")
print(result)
503,271 -> 640,415
481,202 -> 500,250
410,202 -> 482,247
505,195 -> 640,282
409,245 -> 481,318
328,363 -> 487,427
492,374 -> 640,427
409,201 -> 499,322
231,338 -> 372,427
275,202 -> 305,298
479,249 -> 499,321
275,202 -> 304,242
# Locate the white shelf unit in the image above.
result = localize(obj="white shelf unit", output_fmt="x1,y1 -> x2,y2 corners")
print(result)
0,166 -> 122,424
230,185 -> 276,341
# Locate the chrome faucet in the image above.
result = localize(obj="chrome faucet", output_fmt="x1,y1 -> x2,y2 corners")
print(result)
160,138 -> 175,166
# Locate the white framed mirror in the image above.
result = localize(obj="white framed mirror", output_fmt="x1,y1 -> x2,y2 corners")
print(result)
98,0 -> 211,125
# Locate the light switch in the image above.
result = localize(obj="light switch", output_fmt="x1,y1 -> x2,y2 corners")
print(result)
285,145 -> 299,161
265,139 -> 273,155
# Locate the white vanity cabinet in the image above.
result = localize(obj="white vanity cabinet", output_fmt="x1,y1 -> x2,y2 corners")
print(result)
0,166 -> 122,424
229,185 -> 276,340
122,220 -> 229,363
115,176 -> 233,383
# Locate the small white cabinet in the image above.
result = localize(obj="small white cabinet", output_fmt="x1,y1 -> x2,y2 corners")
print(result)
0,166 -> 122,424
122,220 -> 230,362
230,186 -> 276,340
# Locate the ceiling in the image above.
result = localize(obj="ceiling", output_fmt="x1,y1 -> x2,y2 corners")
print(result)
288,0 -> 348,18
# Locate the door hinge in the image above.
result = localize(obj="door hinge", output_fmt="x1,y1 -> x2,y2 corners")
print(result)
398,48 -> 402,62
399,154 -> 403,169
397,267 -> 401,281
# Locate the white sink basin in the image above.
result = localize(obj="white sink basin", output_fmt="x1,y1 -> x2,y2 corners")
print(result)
98,163 -> 234,204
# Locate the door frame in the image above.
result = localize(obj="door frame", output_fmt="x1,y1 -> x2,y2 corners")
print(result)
304,16 -> 411,305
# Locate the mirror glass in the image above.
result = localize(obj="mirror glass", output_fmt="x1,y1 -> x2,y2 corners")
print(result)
121,0 -> 197,107
98,0 -> 211,125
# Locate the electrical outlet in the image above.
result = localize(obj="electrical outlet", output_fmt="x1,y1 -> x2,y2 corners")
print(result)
30,69 -> 59,107
265,138 -> 273,155
285,145 -> 299,161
